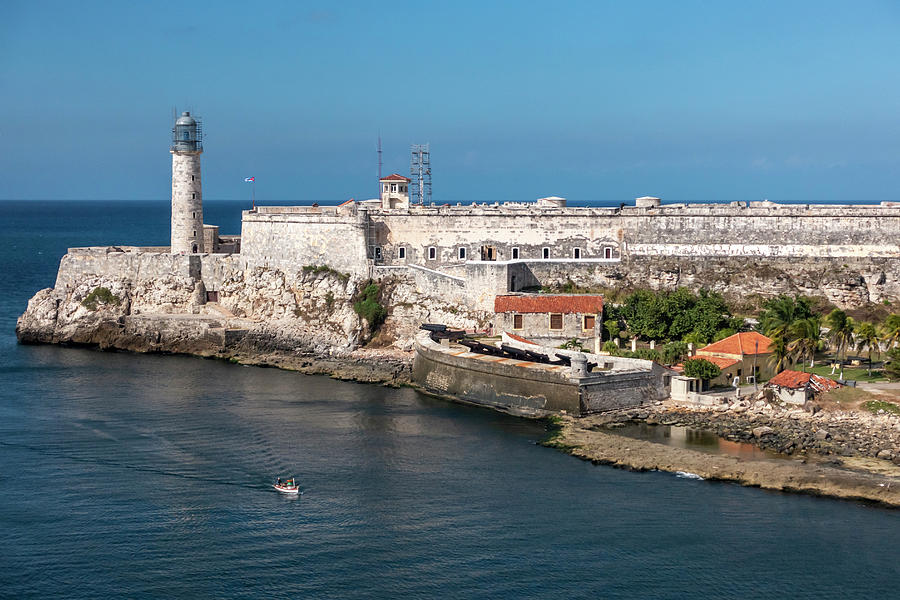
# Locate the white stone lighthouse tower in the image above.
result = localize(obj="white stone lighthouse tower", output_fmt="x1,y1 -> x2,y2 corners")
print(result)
170,111 -> 204,254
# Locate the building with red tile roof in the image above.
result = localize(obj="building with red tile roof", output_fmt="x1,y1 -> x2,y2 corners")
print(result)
380,174 -> 410,209
693,331 -> 775,387
765,369 -> 842,405
493,294 -> 603,351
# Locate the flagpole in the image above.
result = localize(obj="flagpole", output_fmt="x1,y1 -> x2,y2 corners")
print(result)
252,179 -> 256,210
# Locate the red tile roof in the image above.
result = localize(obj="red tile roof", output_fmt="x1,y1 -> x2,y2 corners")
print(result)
494,295 -> 603,314
767,370 -> 842,392
380,173 -> 411,182
687,356 -> 739,370
338,199 -> 355,207
698,331 -> 773,356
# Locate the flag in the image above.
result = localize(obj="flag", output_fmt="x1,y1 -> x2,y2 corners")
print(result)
244,177 -> 255,182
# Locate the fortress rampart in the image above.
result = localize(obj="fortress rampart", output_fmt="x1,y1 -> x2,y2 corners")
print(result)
232,200 -> 900,310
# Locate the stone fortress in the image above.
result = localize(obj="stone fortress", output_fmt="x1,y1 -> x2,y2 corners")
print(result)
16,112 -> 900,415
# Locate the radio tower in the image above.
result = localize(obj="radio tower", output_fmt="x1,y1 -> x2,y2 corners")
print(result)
410,144 -> 431,204
377,134 -> 383,187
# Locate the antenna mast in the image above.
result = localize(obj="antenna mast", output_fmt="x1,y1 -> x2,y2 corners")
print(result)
377,134 -> 383,195
410,144 -> 431,205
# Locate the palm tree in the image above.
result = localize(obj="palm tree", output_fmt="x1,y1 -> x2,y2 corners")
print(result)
854,321 -> 881,378
760,296 -> 803,339
881,314 -> 900,351
788,316 -> 822,370
825,309 -> 855,379
767,334 -> 790,374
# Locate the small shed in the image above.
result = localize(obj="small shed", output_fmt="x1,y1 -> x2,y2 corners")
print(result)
765,370 -> 842,405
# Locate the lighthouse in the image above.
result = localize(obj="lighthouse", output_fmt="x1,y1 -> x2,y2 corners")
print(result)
170,111 -> 204,254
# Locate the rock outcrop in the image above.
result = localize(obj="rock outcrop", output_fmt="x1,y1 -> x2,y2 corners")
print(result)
16,251 -> 491,385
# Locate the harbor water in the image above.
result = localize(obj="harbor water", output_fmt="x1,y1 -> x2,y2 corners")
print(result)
2,201 -> 899,599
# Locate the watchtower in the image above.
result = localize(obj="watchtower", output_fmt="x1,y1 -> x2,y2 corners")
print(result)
380,174 -> 411,209
170,111 -> 204,254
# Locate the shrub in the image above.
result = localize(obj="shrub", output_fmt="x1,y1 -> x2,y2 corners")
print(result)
683,358 -> 722,381
559,338 -> 585,351
353,282 -> 387,329
302,264 -> 350,282
885,347 -> 900,381
661,341 -> 689,365
81,287 -> 121,311
601,340 -> 619,355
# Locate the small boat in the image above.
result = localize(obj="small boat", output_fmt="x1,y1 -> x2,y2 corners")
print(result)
273,477 -> 300,494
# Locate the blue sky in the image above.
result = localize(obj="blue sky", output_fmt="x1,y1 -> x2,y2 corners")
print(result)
2,1 -> 899,202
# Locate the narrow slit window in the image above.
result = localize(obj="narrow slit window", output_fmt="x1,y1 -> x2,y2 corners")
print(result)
573,248 -> 581,259
542,247 -> 550,259
604,247 -> 612,259
398,247 -> 406,259
458,247 -> 466,260
511,247 -> 519,260
428,247 -> 436,260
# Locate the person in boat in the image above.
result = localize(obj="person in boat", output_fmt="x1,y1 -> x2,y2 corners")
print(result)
277,478 -> 282,485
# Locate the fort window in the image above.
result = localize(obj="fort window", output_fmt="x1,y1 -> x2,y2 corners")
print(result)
191,243 -> 198,253
511,247 -> 519,260
573,248 -> 582,259
583,315 -> 596,330
458,247 -> 466,260
191,175 -> 195,181
374,246 -> 382,260
398,247 -> 406,259
428,246 -> 436,260
384,184 -> 389,192
192,230 -> 196,237
192,193 -> 196,199
542,247 -> 550,259
604,247 -> 612,259
513,314 -> 523,330
192,212 -> 196,219
549,313 -> 563,330
391,184 -> 398,192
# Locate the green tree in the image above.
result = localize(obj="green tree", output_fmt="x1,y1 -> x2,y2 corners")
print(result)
825,309 -> 854,380
661,341 -> 689,365
601,340 -> 620,355
767,334 -> 790,374
787,316 -> 822,369
854,321 -> 881,377
885,346 -> 900,381
683,358 -> 722,382
881,314 -> 900,350
758,294 -> 812,338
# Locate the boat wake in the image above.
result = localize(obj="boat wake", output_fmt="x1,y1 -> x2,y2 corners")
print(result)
674,471 -> 704,480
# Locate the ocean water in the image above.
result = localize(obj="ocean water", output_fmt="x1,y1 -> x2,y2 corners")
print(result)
1,200 -> 900,599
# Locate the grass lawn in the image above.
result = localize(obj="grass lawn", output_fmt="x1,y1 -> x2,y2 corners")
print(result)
807,363 -> 886,382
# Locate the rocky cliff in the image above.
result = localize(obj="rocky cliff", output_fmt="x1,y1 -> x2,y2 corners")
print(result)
16,250 -> 492,383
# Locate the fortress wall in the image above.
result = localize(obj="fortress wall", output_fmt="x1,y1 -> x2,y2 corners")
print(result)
54,248 -> 199,292
365,204 -> 900,264
199,254 -> 238,292
240,211 -> 369,276
412,332 -> 581,414
368,209 -> 622,264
